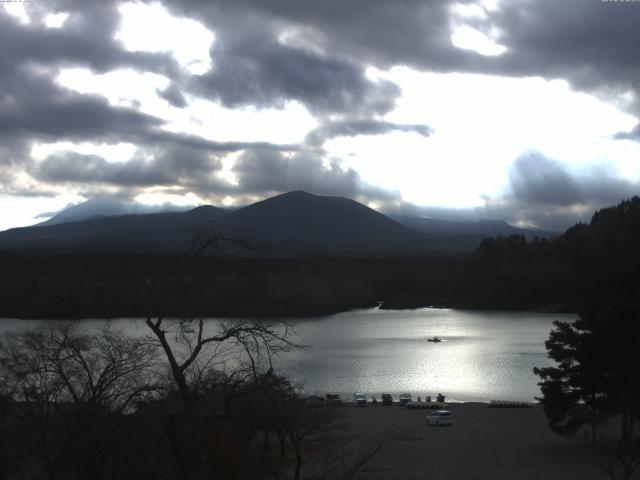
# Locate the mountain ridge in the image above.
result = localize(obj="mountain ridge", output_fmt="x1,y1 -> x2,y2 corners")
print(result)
0,191 -> 552,255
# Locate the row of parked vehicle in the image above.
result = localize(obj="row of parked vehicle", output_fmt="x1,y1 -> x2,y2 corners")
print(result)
350,393 -> 444,407
312,392 -> 452,425
351,392 -> 452,426
351,392 -> 446,406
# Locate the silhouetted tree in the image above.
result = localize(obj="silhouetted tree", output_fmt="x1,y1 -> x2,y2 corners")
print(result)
0,321 -> 159,479
535,306 -> 640,447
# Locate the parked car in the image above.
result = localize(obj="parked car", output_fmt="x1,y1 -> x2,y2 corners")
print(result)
353,393 -> 367,406
381,393 -> 393,405
399,393 -> 412,406
426,410 -> 452,426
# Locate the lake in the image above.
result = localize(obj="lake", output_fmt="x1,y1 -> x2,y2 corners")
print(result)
0,308 -> 575,402
277,308 -> 575,402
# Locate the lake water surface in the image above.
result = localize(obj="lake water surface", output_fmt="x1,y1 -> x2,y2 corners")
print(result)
277,308 -> 575,402
0,308 -> 575,402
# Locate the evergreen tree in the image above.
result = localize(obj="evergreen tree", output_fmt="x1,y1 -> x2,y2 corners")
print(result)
535,306 -> 640,446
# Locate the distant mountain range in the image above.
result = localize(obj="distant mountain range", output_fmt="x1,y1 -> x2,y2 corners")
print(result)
391,215 -> 556,240
0,191 -> 554,255
39,197 -> 193,226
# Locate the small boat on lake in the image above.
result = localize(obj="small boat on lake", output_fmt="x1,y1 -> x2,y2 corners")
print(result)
427,336 -> 442,343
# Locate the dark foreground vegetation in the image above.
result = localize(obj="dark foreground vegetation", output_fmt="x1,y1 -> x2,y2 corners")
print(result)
535,305 -> 640,480
3,196 -> 640,318
0,320 -> 391,480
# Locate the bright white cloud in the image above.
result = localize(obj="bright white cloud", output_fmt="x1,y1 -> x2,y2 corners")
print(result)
117,1 -> 215,75
56,67 -> 317,145
43,12 -> 70,29
0,193 -> 83,231
167,98 -> 318,145
453,3 -> 488,20
451,25 -> 507,56
2,2 -> 30,24
31,142 -> 138,163
56,68 -> 171,110
134,190 -> 202,207
336,67 -> 639,207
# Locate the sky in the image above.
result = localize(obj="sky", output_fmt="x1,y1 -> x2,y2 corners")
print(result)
1,0 -> 640,232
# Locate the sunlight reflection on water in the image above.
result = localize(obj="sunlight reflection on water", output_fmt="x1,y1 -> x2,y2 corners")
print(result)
0,308 -> 575,402
274,308 -> 576,402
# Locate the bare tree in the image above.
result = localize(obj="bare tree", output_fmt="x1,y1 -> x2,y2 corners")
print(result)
1,322 -> 158,412
144,227 -> 299,404
0,321 -> 159,479
145,316 -> 299,404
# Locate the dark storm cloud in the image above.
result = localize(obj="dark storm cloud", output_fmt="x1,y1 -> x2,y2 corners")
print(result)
496,153 -> 640,230
508,154 -> 639,207
32,143 -> 396,204
615,124 -> 640,141
191,39 -> 401,116
486,0 -> 640,140
232,148 -> 399,201
0,63 -> 274,162
175,0 -> 473,70
35,153 -> 174,186
492,0 -> 640,91
0,5 -> 298,194
157,83 -> 188,108
383,153 -> 640,232
508,154 -> 584,206
0,4 -> 177,76
161,0 -> 411,116
168,0 -> 640,121
0,66 -> 163,142
33,145 -> 225,188
304,120 -> 433,147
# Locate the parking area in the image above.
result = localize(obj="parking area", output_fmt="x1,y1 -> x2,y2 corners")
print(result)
343,403 -> 603,480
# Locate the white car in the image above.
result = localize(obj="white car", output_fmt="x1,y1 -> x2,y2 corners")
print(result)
353,393 -> 367,406
426,410 -> 452,426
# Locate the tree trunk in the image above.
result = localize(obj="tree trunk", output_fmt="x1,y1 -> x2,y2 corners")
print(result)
145,319 -> 191,403
293,442 -> 302,480
277,430 -> 286,458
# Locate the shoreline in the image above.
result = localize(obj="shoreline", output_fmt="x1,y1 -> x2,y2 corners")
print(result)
0,303 -> 576,321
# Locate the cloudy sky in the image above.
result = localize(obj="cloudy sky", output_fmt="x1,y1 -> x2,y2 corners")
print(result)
1,0 -> 640,232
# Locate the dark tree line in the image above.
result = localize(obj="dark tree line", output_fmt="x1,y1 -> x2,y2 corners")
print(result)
535,305 -> 640,480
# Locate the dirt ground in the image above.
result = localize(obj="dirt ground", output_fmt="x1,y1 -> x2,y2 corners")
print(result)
343,403 -> 608,480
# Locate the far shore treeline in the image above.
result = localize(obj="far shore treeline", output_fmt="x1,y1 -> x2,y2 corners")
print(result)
2,196 -> 640,319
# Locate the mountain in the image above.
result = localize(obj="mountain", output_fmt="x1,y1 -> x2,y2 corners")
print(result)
393,215 -> 556,240
0,191 -> 487,255
39,197 -> 194,226
0,206 -> 228,253
214,191 -> 446,254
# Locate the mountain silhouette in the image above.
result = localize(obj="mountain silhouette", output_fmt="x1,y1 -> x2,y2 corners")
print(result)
0,207 -> 227,253
39,197 -> 193,226
393,215 -> 556,240
0,191 -> 502,255
214,191 -> 441,253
